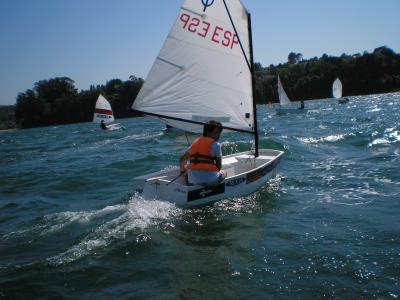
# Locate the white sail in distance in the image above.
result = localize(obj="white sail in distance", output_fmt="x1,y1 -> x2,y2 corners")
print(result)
93,94 -> 115,123
277,75 -> 291,106
132,0 -> 253,133
332,78 -> 343,99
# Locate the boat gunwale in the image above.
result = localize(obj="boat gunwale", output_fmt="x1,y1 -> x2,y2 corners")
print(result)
144,149 -> 284,190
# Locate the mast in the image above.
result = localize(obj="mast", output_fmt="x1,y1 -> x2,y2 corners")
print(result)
247,12 -> 259,157
222,0 -> 259,157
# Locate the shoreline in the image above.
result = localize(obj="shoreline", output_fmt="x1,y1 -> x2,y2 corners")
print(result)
0,128 -> 17,133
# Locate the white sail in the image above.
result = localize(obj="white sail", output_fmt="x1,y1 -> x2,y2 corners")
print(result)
93,94 -> 115,123
332,78 -> 342,99
277,75 -> 291,106
132,0 -> 253,133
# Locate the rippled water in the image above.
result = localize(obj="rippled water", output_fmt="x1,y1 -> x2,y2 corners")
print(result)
1,93 -> 399,299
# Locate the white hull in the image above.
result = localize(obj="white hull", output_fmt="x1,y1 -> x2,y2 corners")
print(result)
132,149 -> 284,207
338,98 -> 349,104
107,123 -> 124,131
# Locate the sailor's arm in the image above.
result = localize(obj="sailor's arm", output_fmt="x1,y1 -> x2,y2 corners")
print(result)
215,157 -> 222,170
179,151 -> 190,172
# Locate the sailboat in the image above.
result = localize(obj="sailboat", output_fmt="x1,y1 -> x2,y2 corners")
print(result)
93,94 -> 123,130
131,0 -> 284,207
332,78 -> 349,104
275,75 -> 306,114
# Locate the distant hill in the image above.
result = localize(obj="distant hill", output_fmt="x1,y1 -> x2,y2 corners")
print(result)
253,46 -> 400,103
9,46 -> 400,129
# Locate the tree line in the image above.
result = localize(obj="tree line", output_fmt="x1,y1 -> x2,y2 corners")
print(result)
3,45 -> 400,129
0,105 -> 16,130
14,76 -> 143,129
254,46 -> 400,103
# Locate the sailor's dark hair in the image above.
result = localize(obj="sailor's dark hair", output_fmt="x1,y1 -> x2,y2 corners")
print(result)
203,120 -> 223,137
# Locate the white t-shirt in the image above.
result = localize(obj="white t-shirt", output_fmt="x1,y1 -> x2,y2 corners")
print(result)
187,141 -> 222,185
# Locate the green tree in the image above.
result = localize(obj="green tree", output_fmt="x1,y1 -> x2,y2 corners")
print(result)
288,52 -> 303,64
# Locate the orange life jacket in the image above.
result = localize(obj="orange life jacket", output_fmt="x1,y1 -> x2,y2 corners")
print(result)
186,137 -> 219,172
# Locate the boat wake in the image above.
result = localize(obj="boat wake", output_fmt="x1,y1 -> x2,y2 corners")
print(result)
368,128 -> 400,147
297,134 -> 347,144
46,194 -> 182,265
1,194 -> 182,267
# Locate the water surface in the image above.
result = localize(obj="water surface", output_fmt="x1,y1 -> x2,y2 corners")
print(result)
1,93 -> 399,299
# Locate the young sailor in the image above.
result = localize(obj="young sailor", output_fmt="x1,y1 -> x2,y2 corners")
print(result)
100,120 -> 108,130
179,120 -> 226,185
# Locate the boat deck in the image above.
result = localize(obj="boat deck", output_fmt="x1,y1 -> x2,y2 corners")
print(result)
133,149 -> 283,188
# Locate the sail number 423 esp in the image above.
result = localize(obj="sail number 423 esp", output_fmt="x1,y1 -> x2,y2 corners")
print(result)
180,13 -> 239,49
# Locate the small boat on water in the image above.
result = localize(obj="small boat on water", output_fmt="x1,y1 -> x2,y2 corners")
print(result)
93,94 -> 123,130
133,150 -> 283,207
130,0 -> 284,207
275,75 -> 306,114
332,78 -> 349,104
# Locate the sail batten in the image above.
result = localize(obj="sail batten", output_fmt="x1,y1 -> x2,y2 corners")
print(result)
181,7 -> 205,17
132,0 -> 253,133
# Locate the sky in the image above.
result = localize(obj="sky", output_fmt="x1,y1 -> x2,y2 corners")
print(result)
0,0 -> 399,105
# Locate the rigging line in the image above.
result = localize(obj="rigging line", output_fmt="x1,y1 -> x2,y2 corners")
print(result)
222,0 -> 251,72
185,132 -> 191,146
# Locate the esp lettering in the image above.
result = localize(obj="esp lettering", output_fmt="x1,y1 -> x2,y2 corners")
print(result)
179,13 -> 238,49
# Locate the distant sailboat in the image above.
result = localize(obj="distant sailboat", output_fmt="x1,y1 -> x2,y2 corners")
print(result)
332,78 -> 349,104
276,75 -> 306,114
131,0 -> 284,206
278,75 -> 291,106
93,94 -> 123,130
332,78 -> 342,99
